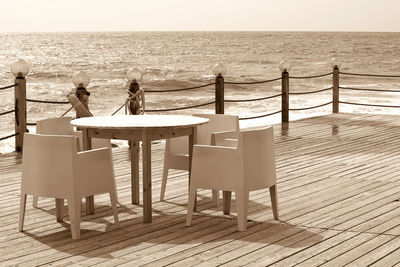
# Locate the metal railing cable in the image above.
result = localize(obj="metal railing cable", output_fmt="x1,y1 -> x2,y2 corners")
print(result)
145,82 -> 215,93
239,110 -> 282,120
289,101 -> 333,111
339,86 -> 400,93
0,133 -> 18,141
225,93 -> 282,103
0,83 -> 17,91
26,98 -> 69,104
146,101 -> 215,112
339,72 -> 400,78
0,109 -> 15,116
339,101 -> 400,108
290,87 -> 333,95
225,77 -> 281,85
290,72 -> 333,79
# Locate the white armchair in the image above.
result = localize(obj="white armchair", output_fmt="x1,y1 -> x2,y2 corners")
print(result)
186,126 -> 278,231
19,133 -> 119,239
34,117 -> 111,208
161,114 -> 239,204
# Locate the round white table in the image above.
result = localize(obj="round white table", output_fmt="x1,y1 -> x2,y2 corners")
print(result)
71,114 -> 209,223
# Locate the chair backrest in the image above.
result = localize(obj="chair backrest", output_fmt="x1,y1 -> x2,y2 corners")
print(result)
21,133 -> 78,198
194,114 -> 239,145
36,117 -> 74,135
240,126 -> 277,190
168,114 -> 239,155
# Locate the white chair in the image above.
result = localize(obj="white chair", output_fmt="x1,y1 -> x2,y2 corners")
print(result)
33,117 -> 111,208
161,114 -> 239,204
19,133 -> 119,239
186,126 -> 279,231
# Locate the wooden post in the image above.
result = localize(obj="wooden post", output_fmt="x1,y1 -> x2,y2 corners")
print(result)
14,77 -> 27,152
215,75 -> 224,114
281,71 -> 289,123
128,81 -> 141,204
128,82 -> 141,115
332,66 -> 339,113
75,87 -> 90,118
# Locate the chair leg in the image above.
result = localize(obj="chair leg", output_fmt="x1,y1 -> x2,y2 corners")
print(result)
55,198 -> 64,222
19,194 -> 27,232
269,185 -> 279,220
32,195 -> 38,208
212,190 -> 220,206
160,153 -> 169,201
236,191 -> 249,231
109,191 -> 120,226
185,186 -> 197,226
68,198 -> 81,239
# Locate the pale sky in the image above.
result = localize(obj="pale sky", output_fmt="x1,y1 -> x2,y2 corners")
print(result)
0,0 -> 399,32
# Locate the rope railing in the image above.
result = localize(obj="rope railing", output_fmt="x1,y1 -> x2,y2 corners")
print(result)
26,98 -> 69,104
224,77 -> 281,85
239,110 -> 282,120
0,109 -> 15,116
289,101 -> 333,111
145,82 -> 215,93
111,103 -> 125,116
146,101 -> 215,112
339,72 -> 400,78
339,101 -> 400,108
290,72 -> 333,79
60,107 -> 73,117
0,83 -> 17,91
0,133 -> 18,141
225,93 -> 282,103
290,87 -> 333,95
27,122 -> 37,126
339,86 -> 400,93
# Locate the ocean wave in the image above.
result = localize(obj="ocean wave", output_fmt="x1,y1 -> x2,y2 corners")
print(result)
28,72 -> 70,80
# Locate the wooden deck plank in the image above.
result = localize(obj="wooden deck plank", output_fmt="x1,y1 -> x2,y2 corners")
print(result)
2,113 -> 400,265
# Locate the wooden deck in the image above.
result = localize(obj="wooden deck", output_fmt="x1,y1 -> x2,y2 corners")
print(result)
2,113 -> 400,266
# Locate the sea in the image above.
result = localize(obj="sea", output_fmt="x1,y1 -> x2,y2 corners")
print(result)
1,31 -> 400,153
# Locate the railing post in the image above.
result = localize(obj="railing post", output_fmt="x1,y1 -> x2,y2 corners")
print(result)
75,87 -> 90,118
72,71 -> 91,118
332,66 -> 339,113
14,77 -> 27,152
215,75 -> 225,114
128,82 -> 141,115
281,71 -> 289,122
10,59 -> 29,152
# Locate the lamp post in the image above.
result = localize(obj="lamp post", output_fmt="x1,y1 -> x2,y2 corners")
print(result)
72,71 -> 90,118
279,60 -> 290,123
330,58 -> 340,113
213,63 -> 226,114
10,59 -> 29,152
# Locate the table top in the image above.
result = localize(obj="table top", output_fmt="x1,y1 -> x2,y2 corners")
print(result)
71,115 -> 209,130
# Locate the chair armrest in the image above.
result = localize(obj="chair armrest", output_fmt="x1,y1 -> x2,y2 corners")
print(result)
211,130 -> 238,147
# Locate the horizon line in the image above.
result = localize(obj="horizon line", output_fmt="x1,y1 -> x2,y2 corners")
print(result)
0,30 -> 400,34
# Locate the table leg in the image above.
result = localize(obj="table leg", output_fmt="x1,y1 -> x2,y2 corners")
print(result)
142,129 -> 152,223
130,140 -> 140,204
82,129 -> 95,215
223,191 -> 232,215
188,127 -> 197,211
